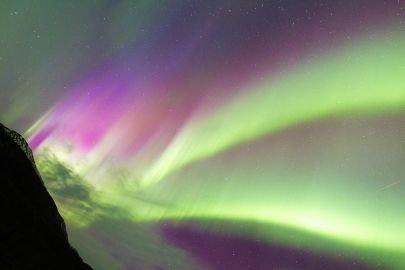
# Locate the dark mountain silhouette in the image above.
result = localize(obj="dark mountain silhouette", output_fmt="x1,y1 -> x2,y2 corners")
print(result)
0,123 -> 93,270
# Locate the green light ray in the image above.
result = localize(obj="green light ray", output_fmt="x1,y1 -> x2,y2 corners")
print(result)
141,30 -> 405,188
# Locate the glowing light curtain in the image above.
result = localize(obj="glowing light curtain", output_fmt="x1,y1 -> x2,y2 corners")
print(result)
1,1 -> 405,269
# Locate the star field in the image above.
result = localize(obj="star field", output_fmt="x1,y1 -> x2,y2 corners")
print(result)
1,1 -> 405,269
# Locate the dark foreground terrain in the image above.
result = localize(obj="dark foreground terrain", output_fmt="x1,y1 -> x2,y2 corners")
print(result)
0,123 -> 93,270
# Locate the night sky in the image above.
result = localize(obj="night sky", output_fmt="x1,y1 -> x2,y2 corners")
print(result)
1,1 -> 405,269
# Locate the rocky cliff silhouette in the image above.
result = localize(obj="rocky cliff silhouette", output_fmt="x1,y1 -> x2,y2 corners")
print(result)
0,123 -> 93,270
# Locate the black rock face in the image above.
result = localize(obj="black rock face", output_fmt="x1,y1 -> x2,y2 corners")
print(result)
0,123 -> 93,270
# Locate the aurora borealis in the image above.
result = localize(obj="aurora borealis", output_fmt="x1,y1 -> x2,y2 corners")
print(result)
1,0 -> 405,269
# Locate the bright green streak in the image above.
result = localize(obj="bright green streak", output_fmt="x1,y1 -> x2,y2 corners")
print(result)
141,30 -> 405,188
34,29 -> 405,270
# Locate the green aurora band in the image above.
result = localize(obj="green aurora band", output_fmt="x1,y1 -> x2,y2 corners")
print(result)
31,26 -> 405,270
142,29 -> 405,188
3,1 -> 405,269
